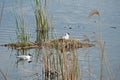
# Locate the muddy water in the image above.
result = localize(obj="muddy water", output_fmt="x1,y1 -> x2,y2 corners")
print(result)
0,0 -> 120,80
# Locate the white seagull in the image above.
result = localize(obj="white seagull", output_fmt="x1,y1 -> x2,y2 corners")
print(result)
62,33 -> 70,39
17,54 -> 32,60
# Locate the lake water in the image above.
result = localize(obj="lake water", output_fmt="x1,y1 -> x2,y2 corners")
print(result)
0,0 -> 120,80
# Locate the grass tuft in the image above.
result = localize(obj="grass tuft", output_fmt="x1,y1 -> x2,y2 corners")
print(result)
33,0 -> 50,45
15,15 -> 29,43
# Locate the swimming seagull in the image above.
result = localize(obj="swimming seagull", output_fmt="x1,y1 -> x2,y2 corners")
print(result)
17,54 -> 32,61
62,33 -> 70,39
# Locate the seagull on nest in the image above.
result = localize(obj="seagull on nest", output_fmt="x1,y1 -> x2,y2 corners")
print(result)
62,33 -> 70,39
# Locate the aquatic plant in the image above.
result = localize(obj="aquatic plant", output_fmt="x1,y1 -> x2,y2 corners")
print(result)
89,9 -> 113,80
42,42 -> 79,80
15,15 -> 29,43
34,0 -> 49,44
40,37 -> 95,80
43,38 -> 95,51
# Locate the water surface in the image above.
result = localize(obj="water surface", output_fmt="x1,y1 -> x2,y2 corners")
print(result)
0,0 -> 120,80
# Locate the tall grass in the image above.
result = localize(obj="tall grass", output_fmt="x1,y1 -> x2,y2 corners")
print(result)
42,42 -> 79,80
15,15 -> 29,43
34,0 -> 49,45
89,9 -> 113,80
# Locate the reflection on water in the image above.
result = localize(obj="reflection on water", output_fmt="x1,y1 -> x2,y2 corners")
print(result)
16,58 -> 32,63
0,0 -> 120,80
14,49 -> 43,80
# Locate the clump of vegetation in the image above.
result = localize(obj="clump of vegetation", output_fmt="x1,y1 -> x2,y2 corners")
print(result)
43,38 -> 95,52
15,15 -> 30,46
34,0 -> 49,44
0,38 -> 95,50
34,0 -> 49,31
42,43 -> 79,80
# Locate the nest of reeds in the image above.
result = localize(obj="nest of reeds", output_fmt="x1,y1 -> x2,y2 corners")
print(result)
43,38 -> 95,52
0,38 -> 95,50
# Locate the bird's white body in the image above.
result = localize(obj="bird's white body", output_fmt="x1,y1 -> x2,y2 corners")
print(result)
17,54 -> 32,60
62,33 -> 69,39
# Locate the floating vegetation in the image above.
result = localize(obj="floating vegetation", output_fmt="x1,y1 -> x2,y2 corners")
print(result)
43,38 -> 95,52
0,38 -> 95,50
0,42 -> 39,49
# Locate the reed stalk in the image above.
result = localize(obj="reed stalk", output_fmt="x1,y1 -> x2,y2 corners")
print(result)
42,40 -> 79,80
89,9 -> 113,80
15,15 -> 29,43
34,0 -> 49,45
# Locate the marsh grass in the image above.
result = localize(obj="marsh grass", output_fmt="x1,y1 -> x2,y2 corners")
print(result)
40,38 -> 94,80
42,42 -> 79,80
34,0 -> 49,45
40,37 -> 95,80
15,15 -> 29,44
89,9 -> 113,80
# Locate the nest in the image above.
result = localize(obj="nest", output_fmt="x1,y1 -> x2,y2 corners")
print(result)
43,38 -> 95,51
0,38 -> 95,50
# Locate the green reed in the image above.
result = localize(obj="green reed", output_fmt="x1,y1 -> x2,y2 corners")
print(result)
34,0 -> 49,44
15,15 -> 29,43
